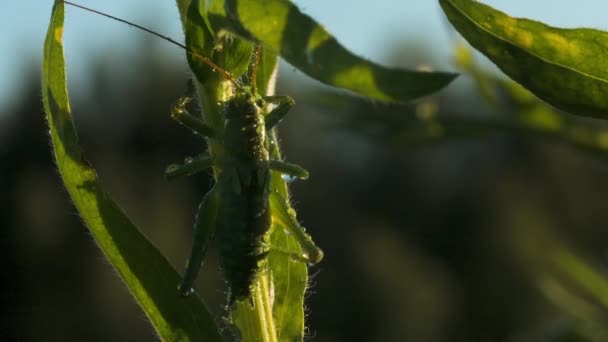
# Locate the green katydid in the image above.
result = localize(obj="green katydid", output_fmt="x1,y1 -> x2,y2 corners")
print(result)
63,1 -> 323,303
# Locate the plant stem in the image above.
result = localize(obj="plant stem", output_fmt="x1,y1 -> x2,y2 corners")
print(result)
255,271 -> 278,342
232,269 -> 278,341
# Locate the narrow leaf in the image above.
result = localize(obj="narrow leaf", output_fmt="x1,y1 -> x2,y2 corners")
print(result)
263,139 -> 310,341
440,0 -> 608,118
204,0 -> 457,102
266,192 -> 310,341
255,48 -> 279,96
42,2 -> 221,341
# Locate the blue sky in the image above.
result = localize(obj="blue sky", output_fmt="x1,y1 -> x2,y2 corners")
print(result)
2,1 -> 607,111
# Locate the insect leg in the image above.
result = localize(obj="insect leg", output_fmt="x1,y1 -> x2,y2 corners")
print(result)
165,153 -> 215,181
171,80 -> 218,138
268,160 -> 309,180
264,95 -> 295,130
178,179 -> 222,297
269,192 -> 324,264
171,101 -> 218,139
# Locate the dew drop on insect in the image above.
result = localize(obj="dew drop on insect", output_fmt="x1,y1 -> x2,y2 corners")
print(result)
302,253 -> 312,266
184,157 -> 194,165
281,174 -> 298,183
178,286 -> 194,297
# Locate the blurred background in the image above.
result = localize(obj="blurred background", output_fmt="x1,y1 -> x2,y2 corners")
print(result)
3,1 -> 608,341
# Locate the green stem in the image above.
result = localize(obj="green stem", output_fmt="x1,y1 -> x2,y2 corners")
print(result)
231,269 -> 278,341
255,272 -> 278,342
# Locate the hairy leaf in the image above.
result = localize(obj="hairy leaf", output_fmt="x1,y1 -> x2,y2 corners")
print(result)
203,0 -> 456,102
43,2 -> 221,341
440,0 -> 608,118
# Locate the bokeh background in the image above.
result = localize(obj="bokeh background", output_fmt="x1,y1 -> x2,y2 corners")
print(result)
3,1 -> 608,341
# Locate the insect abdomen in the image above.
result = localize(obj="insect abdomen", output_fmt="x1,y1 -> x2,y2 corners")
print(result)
216,176 -> 270,301
217,93 -> 272,301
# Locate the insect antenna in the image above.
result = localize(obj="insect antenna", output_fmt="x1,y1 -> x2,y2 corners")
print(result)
62,0 -> 239,87
248,45 -> 262,95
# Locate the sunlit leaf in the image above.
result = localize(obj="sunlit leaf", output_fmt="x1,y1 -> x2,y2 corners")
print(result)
203,0 -> 456,102
440,0 -> 608,118
42,2 -> 221,341
255,48 -> 279,96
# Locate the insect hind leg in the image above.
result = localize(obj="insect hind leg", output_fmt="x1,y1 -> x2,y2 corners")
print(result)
178,180 -> 222,297
269,192 -> 324,264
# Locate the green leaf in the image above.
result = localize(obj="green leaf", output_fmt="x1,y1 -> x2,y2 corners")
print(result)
440,0 -> 608,118
202,0 -> 456,102
42,2 -> 222,341
255,48 -> 279,95
264,115 -> 310,340
177,0 -> 216,85
267,192 -> 310,341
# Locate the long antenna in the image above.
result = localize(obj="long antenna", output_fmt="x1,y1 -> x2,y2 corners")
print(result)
62,0 -> 239,86
250,45 -> 262,95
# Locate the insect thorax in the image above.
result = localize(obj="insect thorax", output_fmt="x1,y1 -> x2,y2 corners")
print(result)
222,91 -> 269,167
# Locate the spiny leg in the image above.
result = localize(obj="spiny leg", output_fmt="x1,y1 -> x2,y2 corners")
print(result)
165,153 -> 214,181
178,180 -> 222,297
264,95 -> 295,130
269,160 -> 309,180
171,80 -> 218,139
269,192 -> 323,264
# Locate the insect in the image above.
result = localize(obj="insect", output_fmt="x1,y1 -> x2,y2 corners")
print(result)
64,1 -> 323,303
